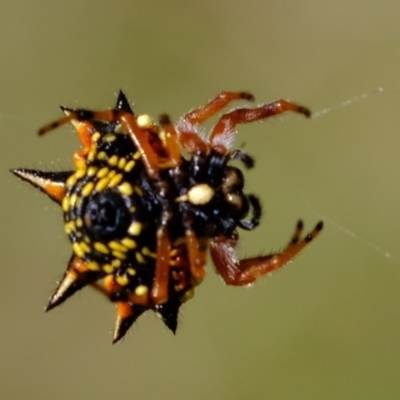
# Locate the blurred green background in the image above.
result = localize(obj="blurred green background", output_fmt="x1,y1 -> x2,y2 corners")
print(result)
1,1 -> 400,399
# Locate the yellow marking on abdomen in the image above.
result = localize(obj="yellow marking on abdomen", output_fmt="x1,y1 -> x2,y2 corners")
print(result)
94,242 -> 109,254
124,160 -> 135,172
118,182 -> 133,196
127,221 -> 143,236
95,177 -> 110,192
81,181 -> 95,197
108,173 -> 123,188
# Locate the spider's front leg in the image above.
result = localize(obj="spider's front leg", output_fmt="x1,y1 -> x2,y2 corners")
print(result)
210,221 -> 323,286
38,91 -> 161,178
181,91 -> 255,125
177,91 -> 254,155
209,100 -> 311,153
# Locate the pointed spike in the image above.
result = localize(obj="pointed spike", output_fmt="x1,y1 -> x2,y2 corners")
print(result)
46,268 -> 78,311
115,90 -> 133,113
113,302 -> 145,344
154,299 -> 181,334
60,106 -> 74,117
11,169 -> 72,204
46,256 -> 98,311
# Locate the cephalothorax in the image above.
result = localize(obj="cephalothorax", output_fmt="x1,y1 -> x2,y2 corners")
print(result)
12,91 -> 323,343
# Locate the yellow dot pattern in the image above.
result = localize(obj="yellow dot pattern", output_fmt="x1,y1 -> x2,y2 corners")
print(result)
61,130 -> 161,293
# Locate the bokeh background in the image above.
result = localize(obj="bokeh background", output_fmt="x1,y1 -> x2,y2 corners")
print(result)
1,1 -> 400,399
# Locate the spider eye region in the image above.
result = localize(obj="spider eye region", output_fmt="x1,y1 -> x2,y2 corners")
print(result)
83,191 -> 130,240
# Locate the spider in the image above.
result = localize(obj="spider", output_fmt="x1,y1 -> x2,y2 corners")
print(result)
12,91 -> 323,343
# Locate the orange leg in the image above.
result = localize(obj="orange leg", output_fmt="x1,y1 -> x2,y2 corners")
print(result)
182,213 -> 207,283
151,222 -> 172,304
119,112 -> 160,178
209,100 -> 311,152
38,115 -> 75,136
178,131 -> 209,155
210,221 -> 323,286
158,114 -> 182,167
39,107 -> 160,178
185,228 -> 206,283
176,91 -> 254,155
40,107 -> 96,167
181,91 -> 254,125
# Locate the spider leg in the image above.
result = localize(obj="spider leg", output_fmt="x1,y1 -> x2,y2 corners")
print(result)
209,100 -> 311,153
39,108 -> 97,166
210,220 -> 323,286
151,222 -> 172,304
177,130 -> 210,155
39,105 -> 160,178
38,114 -> 75,136
176,91 -> 254,155
182,214 -> 207,283
181,91 -> 255,125
151,190 -> 208,304
159,114 -> 182,167
86,110 -> 160,178
227,149 -> 255,169
119,112 -> 160,178
185,229 -> 206,282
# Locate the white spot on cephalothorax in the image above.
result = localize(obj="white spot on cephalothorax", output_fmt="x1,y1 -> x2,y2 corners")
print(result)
176,183 -> 215,205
